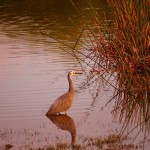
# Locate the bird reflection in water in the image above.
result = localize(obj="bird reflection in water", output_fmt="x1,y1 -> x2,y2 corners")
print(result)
46,114 -> 76,147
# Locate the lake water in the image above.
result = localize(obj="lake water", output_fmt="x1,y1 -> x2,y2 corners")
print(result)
0,1 -> 149,149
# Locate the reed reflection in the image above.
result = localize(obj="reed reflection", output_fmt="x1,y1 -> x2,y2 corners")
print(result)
77,70 -> 150,147
112,73 -> 150,144
46,114 -> 76,146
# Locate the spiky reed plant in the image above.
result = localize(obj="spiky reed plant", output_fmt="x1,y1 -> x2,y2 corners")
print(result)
74,0 -> 150,126
107,0 -> 150,127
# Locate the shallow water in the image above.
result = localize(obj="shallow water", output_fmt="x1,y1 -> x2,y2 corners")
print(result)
0,1 -> 149,149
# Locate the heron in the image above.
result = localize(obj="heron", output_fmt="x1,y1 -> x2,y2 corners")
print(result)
46,71 -> 81,116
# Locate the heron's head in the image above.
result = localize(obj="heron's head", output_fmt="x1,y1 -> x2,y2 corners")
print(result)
68,71 -> 76,77
68,71 -> 82,77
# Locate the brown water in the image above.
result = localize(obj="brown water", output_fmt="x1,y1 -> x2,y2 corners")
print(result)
0,1 -> 149,149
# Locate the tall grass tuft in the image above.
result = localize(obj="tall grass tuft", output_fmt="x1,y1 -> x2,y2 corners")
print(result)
76,0 -> 150,126
107,0 -> 150,130
80,1 -> 150,145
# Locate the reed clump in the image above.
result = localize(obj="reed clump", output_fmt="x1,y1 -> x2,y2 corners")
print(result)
75,0 -> 150,128
86,2 -> 150,148
106,0 -> 150,130
62,0 -> 150,143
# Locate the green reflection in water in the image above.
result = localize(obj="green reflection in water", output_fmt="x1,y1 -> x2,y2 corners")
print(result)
0,0 -> 110,40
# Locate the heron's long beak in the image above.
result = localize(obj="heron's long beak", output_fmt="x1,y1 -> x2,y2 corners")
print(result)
74,72 -> 83,75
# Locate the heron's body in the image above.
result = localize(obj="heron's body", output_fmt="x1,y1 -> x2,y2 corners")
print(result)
46,71 -> 78,116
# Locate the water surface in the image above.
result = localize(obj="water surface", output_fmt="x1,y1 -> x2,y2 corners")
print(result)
0,1 -> 149,149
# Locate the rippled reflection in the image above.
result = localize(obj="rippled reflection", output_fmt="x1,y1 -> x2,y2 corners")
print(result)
46,114 -> 76,146
0,0 -> 109,40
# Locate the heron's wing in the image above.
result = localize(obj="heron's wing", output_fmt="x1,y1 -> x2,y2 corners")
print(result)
48,92 -> 71,114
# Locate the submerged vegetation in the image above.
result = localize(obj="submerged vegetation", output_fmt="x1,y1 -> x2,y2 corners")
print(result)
0,128 -> 140,150
37,134 -> 140,150
28,134 -> 140,150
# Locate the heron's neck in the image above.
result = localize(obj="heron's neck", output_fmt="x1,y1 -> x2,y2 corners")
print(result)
68,75 -> 74,93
